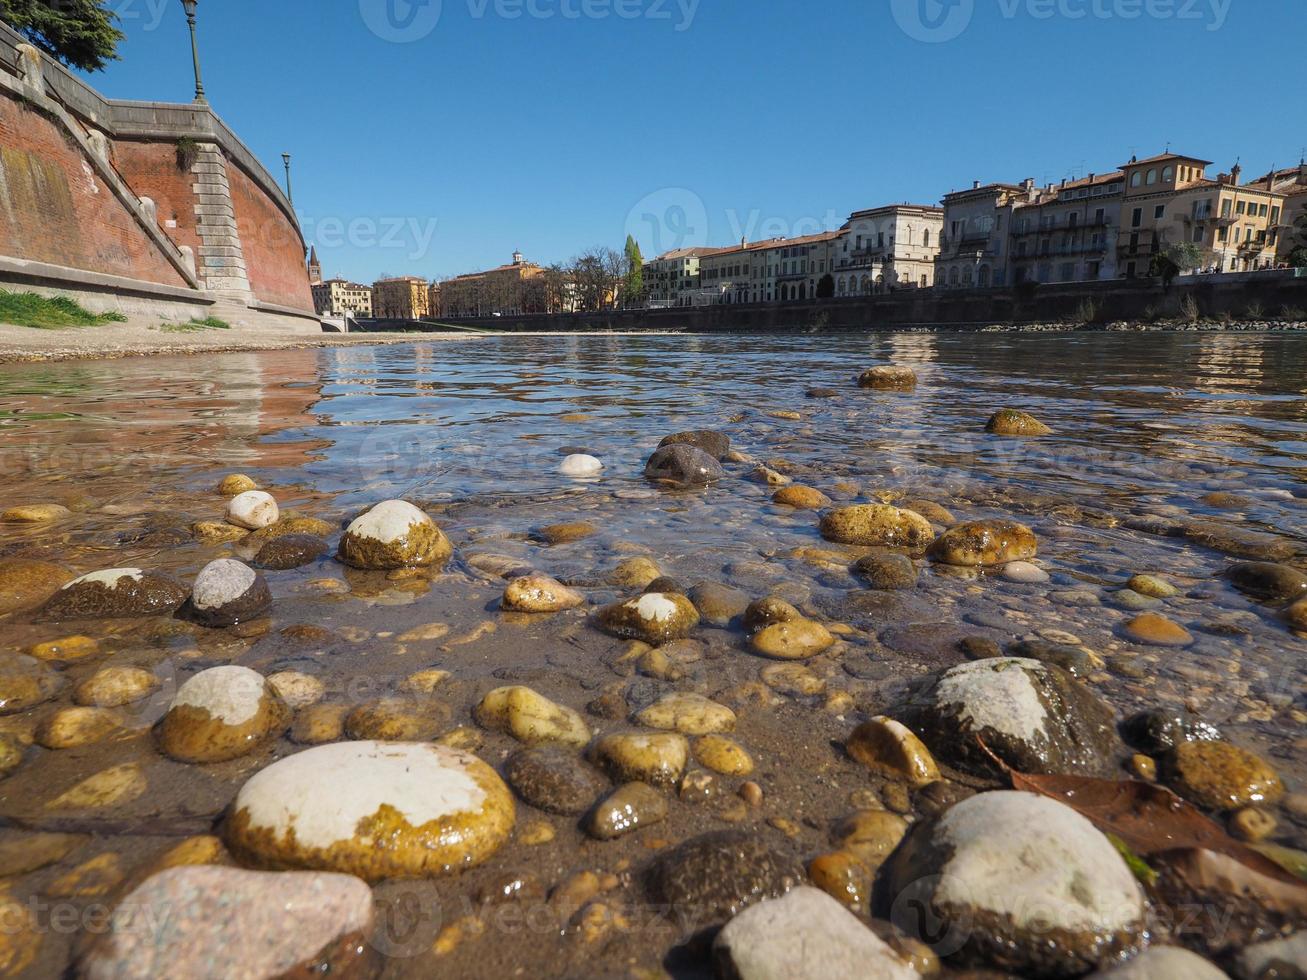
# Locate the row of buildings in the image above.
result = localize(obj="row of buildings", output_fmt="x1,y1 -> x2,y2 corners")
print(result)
648,151 -> 1307,307
310,149 -> 1307,318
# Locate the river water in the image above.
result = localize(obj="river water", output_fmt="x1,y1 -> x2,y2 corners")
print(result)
0,332 -> 1304,976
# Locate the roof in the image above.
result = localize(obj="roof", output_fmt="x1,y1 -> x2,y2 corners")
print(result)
1119,152 -> 1213,169
651,246 -> 733,261
847,203 -> 944,219
701,230 -> 842,259
1058,171 -> 1125,191
942,182 -> 1028,201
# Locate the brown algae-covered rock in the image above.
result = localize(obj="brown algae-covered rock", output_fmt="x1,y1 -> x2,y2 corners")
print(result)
595,592 -> 700,643
337,500 -> 452,570
986,409 -> 1052,436
41,569 -> 188,620
927,520 -> 1038,567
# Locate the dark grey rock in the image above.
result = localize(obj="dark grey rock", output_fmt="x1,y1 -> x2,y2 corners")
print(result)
504,745 -> 610,815
645,445 -> 725,487
1226,562 -> 1307,604
658,430 -> 730,460
645,830 -> 803,940
1119,709 -> 1221,755
895,658 -> 1122,778
852,553 -> 918,591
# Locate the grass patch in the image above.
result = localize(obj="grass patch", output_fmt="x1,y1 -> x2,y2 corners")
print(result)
0,289 -> 128,329
159,316 -> 231,333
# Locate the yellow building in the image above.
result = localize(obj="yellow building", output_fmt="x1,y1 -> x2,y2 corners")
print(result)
1117,153 -> 1287,277
371,276 -> 430,319
438,251 -> 551,316
311,278 -> 373,317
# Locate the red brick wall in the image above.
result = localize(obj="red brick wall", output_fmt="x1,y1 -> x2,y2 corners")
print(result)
110,140 -> 203,258
0,96 -> 187,286
228,162 -> 313,311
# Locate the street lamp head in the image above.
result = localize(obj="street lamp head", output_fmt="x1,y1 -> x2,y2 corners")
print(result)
282,153 -> 291,167
182,0 -> 197,18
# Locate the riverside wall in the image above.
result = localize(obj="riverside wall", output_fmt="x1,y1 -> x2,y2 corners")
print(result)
0,22 -> 318,331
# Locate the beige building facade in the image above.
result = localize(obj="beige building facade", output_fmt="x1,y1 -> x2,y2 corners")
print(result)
311,278 -> 373,317
372,276 -> 431,319
834,204 -> 943,295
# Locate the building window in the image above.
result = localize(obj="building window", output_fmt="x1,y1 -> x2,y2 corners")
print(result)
1162,166 -> 1174,182
1131,208 -> 1143,228
1131,172 -> 1142,187
1154,205 -> 1166,219
1146,169 -> 1158,185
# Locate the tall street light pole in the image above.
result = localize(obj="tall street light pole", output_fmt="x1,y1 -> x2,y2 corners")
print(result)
181,0 -> 206,104
282,153 -> 294,206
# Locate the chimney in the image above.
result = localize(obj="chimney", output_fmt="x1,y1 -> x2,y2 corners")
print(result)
1060,178 -> 1067,189
972,180 -> 981,190
1022,178 -> 1035,192
1231,162 -> 1243,185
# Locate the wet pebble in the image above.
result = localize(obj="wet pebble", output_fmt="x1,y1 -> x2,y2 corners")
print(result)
772,485 -> 831,509
504,745 -> 609,815
74,666 -> 158,708
1226,561 -> 1307,604
0,654 -> 63,715
820,504 -> 933,550
985,408 -> 1051,436
227,741 -> 516,880
474,686 -> 589,746
42,568 -> 188,620
158,666 -> 290,763
592,731 -> 688,789
853,552 -> 918,590
337,500 -> 452,570
658,429 -> 730,459
636,692 -> 735,735
185,559 -> 271,628
1002,560 -> 1049,584
36,707 -> 122,750
688,581 -> 749,626
559,454 -> 603,477
857,365 -> 916,390
502,574 -> 584,613
1122,612 -> 1193,647
585,782 -> 667,840
254,533 -> 327,570
0,558 -> 73,614
692,735 -> 754,776
595,592 -> 700,643
346,696 -> 448,741
928,520 -> 1038,567
846,717 -> 939,787
1162,740 -> 1284,811
750,619 -> 835,660
644,444 -> 724,486
225,490 -> 279,530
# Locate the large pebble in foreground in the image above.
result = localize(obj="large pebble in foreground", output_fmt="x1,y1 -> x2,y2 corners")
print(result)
76,865 -> 375,980
886,791 -> 1144,976
41,569 -> 188,620
158,666 -> 290,763
226,741 -> 515,881
337,500 -> 452,570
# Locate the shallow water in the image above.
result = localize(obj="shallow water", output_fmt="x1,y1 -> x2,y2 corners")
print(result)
0,333 -> 1305,977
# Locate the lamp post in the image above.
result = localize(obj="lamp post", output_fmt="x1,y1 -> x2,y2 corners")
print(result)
181,0 -> 206,104
282,153 -> 294,206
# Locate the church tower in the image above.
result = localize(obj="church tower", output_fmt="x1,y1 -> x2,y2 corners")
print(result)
307,246 -> 322,285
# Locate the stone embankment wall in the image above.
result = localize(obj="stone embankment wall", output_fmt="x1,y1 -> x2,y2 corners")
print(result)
0,22 -> 317,331
415,269 -> 1307,334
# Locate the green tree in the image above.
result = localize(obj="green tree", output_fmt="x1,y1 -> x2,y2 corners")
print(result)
1289,246 -> 1307,269
0,0 -> 123,71
621,235 -> 644,308
815,273 -> 834,299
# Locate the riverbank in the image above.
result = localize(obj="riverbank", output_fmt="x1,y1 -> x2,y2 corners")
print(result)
0,322 -> 433,364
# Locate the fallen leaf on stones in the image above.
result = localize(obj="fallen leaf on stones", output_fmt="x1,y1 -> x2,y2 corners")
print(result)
1008,768 -> 1305,887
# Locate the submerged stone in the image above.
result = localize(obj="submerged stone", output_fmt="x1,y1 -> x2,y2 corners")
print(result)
985,409 -> 1052,436
644,444 -> 725,487
504,745 -> 609,815
42,569 -> 188,620
184,559 -> 272,628
226,490 -> 279,530
927,520 -> 1038,567
857,366 -> 917,390
1226,562 -> 1307,604
1162,740 -> 1284,811
658,429 -> 730,460
0,653 -> 63,715
0,558 -> 74,615
820,505 -> 934,551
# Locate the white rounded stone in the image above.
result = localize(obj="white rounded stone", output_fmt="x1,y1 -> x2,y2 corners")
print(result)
226,741 -> 516,880
192,559 -> 257,611
933,791 -> 1144,938
559,454 -> 603,477
634,593 -> 679,623
934,658 -> 1049,742
267,671 -> 325,711
226,491 -> 279,530
1002,560 -> 1050,584
344,499 -> 429,543
170,665 -> 267,727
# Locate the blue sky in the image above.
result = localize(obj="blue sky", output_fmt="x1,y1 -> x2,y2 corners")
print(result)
82,0 -> 1303,283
